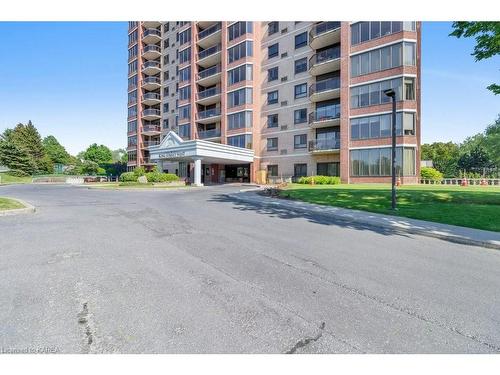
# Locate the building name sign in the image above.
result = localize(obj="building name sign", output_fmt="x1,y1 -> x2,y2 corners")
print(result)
158,151 -> 186,159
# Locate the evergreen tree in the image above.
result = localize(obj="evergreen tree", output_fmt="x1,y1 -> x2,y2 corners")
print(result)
9,121 -> 49,173
0,141 -> 36,175
43,135 -> 71,164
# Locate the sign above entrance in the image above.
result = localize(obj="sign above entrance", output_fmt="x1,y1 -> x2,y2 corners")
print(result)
158,151 -> 186,159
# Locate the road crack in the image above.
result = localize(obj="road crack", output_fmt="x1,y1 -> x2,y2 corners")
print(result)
286,322 -> 326,354
77,302 -> 94,353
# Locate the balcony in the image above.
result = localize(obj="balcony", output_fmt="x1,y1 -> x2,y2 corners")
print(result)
142,60 -> 161,75
142,28 -> 161,44
141,109 -> 161,121
309,77 -> 341,102
309,22 -> 341,50
197,44 -> 222,68
141,76 -> 161,90
142,157 -> 156,165
197,23 -> 222,49
196,64 -> 221,86
309,105 -> 341,128
196,107 -> 221,124
198,128 -> 221,139
142,44 -> 161,60
308,138 -> 340,153
309,46 -> 341,76
143,21 -> 161,29
196,87 -> 221,106
142,139 -> 160,148
142,123 -> 161,135
142,92 -> 161,105
198,21 -> 218,29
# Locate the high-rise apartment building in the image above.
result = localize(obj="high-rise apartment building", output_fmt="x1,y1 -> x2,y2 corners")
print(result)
127,21 -> 421,185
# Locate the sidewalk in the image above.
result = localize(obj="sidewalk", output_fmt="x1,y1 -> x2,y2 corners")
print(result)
229,190 -> 500,250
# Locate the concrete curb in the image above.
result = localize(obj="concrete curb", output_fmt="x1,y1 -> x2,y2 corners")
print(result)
228,191 -> 500,250
0,198 -> 36,217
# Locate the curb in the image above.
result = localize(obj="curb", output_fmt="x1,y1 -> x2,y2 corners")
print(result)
227,192 -> 500,251
0,198 -> 36,217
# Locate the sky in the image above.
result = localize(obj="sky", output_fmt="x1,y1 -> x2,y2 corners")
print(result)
0,21 -> 499,155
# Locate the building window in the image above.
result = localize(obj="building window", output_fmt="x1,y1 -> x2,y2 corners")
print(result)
228,22 -> 253,41
350,147 -> 415,177
127,151 -> 137,162
163,103 -> 169,113
179,67 -> 191,82
128,75 -> 137,90
294,57 -> 307,74
128,60 -> 137,75
294,108 -> 307,124
227,134 -> 252,149
268,66 -> 278,82
351,42 -> 416,77
127,135 -> 137,147
128,44 -> 138,60
267,114 -> 278,128
179,47 -> 191,64
350,77 -> 415,109
294,134 -> 307,149
294,164 -> 307,178
227,64 -> 253,85
127,120 -> 137,133
294,83 -> 307,99
295,32 -> 308,49
352,112 -> 416,140
267,90 -> 278,104
179,104 -> 191,120
268,43 -> 279,59
267,164 -> 278,177
317,162 -> 340,177
227,111 -> 252,130
178,28 -> 191,45
228,41 -> 253,64
178,124 -> 190,138
179,86 -> 191,101
351,21 -> 416,45
227,87 -> 253,108
163,119 -> 169,129
268,22 -> 279,36
127,105 -> 137,118
267,137 -> 278,151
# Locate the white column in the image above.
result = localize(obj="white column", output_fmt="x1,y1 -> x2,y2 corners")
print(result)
193,158 -> 203,186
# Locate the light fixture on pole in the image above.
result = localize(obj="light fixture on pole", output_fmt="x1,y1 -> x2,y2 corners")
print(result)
383,88 -> 397,210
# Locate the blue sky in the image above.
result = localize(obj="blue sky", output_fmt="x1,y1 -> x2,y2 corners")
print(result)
0,21 -> 498,155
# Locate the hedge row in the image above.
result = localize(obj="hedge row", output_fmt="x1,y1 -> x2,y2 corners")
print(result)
297,175 -> 341,185
119,167 -> 179,183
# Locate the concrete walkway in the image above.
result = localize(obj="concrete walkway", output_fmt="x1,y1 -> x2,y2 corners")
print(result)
229,190 -> 500,250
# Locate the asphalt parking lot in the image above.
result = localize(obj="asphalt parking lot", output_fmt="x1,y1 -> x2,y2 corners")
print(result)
0,184 -> 499,353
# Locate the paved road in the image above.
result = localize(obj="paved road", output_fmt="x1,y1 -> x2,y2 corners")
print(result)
0,184 -> 499,353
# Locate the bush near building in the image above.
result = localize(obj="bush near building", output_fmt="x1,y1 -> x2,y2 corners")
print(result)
420,167 -> 444,182
120,167 -> 179,183
119,172 -> 137,182
298,176 -> 342,185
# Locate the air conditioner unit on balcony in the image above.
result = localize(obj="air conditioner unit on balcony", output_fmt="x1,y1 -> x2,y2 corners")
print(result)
281,76 -> 288,82
280,125 -> 288,131
281,52 -> 288,58
281,28 -> 288,34
280,149 -> 287,155
280,101 -> 288,106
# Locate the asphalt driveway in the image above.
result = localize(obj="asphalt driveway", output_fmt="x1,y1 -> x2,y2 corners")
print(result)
0,184 -> 499,353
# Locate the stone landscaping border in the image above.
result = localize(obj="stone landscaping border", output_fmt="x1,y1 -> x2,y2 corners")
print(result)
0,198 -> 36,217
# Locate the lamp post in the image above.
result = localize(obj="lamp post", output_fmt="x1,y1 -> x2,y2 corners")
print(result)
384,88 -> 397,210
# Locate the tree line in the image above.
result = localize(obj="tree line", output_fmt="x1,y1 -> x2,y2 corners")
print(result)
421,114 -> 500,178
0,121 -> 127,177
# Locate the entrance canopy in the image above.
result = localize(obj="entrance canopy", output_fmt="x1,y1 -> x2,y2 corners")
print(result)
149,131 -> 254,165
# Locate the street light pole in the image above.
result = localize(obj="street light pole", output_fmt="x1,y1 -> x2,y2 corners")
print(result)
384,88 -> 397,210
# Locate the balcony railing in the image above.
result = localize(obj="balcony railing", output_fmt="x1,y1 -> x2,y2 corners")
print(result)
309,105 -> 341,123
142,93 -> 161,101
309,46 -> 341,66
143,140 -> 160,147
309,77 -> 341,95
197,107 -> 221,120
198,128 -> 221,139
310,22 -> 341,39
308,138 -> 340,152
197,87 -> 220,100
143,44 -> 161,54
198,44 -> 221,60
143,28 -> 161,38
142,109 -> 161,117
142,61 -> 160,70
198,23 -> 221,40
142,76 -> 161,85
197,64 -> 221,80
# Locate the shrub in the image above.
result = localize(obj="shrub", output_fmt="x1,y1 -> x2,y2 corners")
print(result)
146,171 -> 179,183
298,175 -> 341,185
7,169 -> 30,177
133,166 -> 146,178
420,167 -> 443,182
120,172 -> 137,182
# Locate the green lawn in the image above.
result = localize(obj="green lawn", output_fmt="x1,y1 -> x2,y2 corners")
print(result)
0,172 -> 32,184
280,184 -> 500,232
0,197 -> 25,211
